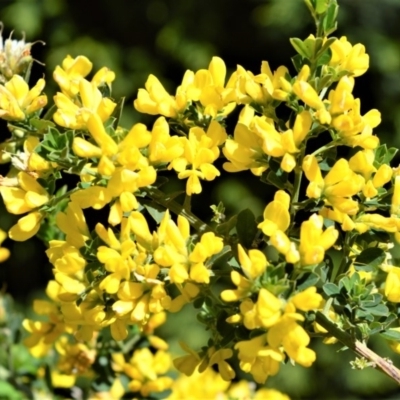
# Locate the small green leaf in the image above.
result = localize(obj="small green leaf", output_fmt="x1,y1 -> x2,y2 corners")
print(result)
362,303 -> 388,317
216,215 -> 237,236
380,329 -> 400,342
354,248 -> 385,271
290,38 -> 313,59
297,273 -> 320,291
323,282 -> 340,296
236,209 -> 258,248
144,203 -> 166,224
315,0 -> 328,14
322,2 -> 338,35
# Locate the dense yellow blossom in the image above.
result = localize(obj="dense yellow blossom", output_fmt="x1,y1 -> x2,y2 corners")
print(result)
303,155 -> 364,215
112,349 -> 173,397
53,55 -> 115,98
53,79 -> 116,129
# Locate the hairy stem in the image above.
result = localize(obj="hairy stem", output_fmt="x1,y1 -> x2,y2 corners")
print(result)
315,311 -> 400,385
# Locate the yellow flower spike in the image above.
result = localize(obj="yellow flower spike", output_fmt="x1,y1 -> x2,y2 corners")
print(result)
258,190 -> 291,236
9,211 -> 43,241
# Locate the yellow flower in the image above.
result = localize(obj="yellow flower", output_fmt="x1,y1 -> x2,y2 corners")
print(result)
53,55 -> 115,98
112,348 -> 173,398
384,266 -> 400,302
225,61 -> 290,104
148,117 -> 185,165
134,74 -> 180,118
221,244 -> 268,302
235,334 -> 284,384
329,36 -> 369,77
258,190 -> 291,236
0,229 -> 10,263
53,55 -> 92,96
292,65 -> 324,110
167,368 -> 230,400
298,214 -> 338,266
0,171 -> 49,215
267,318 -> 316,367
290,287 -> 323,311
55,336 -> 96,376
173,341 -> 202,376
8,211 -> 43,241
202,347 -> 235,381
303,155 -> 364,215
0,74 -> 47,121
169,121 -> 226,195
223,106 -> 269,175
328,76 -> 380,149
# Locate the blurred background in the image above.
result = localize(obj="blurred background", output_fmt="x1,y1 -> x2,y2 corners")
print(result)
1,0 -> 400,398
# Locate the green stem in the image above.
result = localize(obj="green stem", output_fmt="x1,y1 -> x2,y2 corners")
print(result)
311,141 -> 337,157
315,311 -> 400,385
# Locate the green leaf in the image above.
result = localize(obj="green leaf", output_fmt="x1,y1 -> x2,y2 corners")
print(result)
297,273 -> 320,291
266,170 -> 287,190
322,2 -> 338,35
380,329 -> 400,342
236,209 -> 258,248
144,203 -> 166,224
354,248 -> 385,272
0,381 -> 24,400
290,38 -> 313,59
323,282 -> 340,296
362,303 -> 388,317
315,0 -> 328,14
291,54 -> 305,72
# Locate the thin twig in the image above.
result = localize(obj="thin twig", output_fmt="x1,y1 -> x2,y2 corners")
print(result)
315,311 -> 400,385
